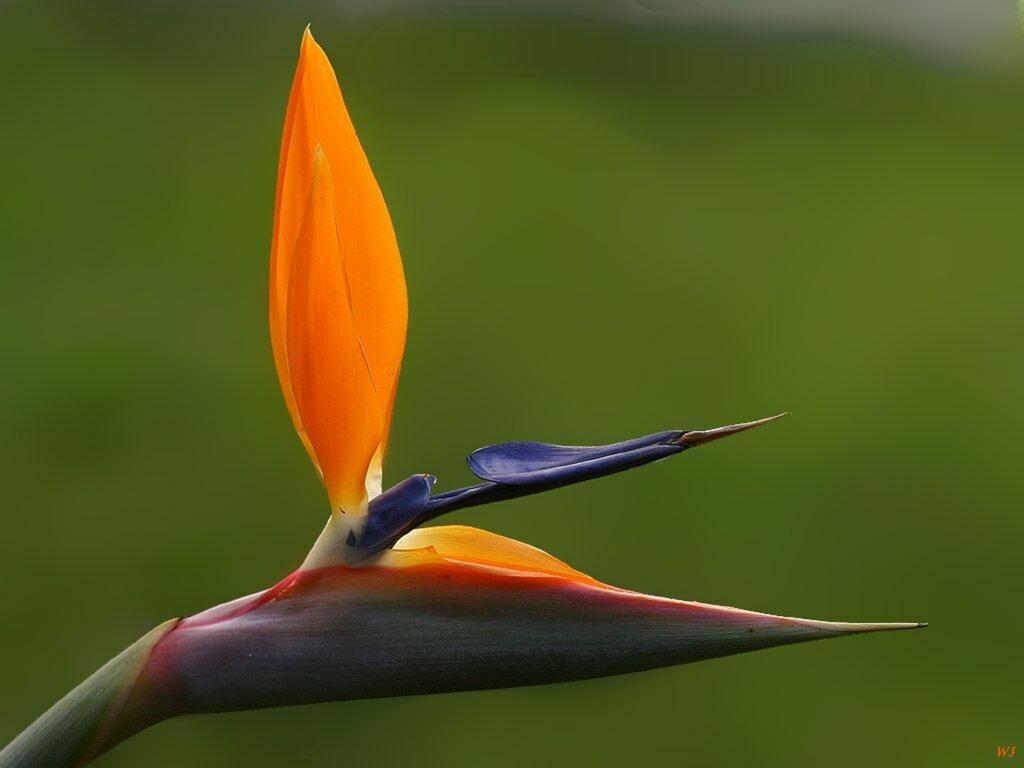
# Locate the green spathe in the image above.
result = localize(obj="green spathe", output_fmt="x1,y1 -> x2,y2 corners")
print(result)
0,563 -> 922,767
0,620 -> 176,768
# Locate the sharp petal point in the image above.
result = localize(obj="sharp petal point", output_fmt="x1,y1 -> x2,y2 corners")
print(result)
795,618 -> 928,635
675,411 -> 789,447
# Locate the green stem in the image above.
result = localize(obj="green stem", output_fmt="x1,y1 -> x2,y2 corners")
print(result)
0,620 -> 177,768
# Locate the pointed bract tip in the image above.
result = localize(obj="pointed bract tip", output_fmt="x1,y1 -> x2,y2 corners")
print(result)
675,412 -> 788,448
793,617 -> 927,636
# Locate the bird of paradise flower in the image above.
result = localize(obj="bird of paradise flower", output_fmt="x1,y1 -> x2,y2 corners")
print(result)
0,27 -> 924,768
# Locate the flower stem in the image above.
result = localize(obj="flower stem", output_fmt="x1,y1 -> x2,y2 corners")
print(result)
0,620 -> 177,768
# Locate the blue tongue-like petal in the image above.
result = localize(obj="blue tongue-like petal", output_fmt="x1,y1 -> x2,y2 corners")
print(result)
467,431 -> 684,485
354,474 -> 435,552
355,415 -> 787,555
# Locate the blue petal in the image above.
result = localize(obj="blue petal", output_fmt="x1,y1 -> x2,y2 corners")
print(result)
375,417 -> 787,549
354,474 -> 435,551
467,431 -> 684,485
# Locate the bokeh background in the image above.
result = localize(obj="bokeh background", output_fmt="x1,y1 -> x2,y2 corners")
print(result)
1,1 -> 1021,766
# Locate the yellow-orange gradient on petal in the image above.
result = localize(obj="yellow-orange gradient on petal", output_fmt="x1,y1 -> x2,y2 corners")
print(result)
387,525 -> 602,586
270,28 -> 408,512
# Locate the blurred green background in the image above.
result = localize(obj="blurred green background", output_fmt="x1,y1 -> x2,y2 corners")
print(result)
1,1 -> 1021,766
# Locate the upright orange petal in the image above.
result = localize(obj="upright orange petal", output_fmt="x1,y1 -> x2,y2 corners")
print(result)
286,149 -> 383,512
270,28 -> 408,508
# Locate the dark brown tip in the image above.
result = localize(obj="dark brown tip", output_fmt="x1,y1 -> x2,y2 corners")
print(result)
674,412 -> 789,448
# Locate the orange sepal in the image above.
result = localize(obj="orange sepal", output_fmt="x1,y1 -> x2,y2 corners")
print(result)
270,28 -> 408,509
285,148 -> 383,513
387,525 -> 602,586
